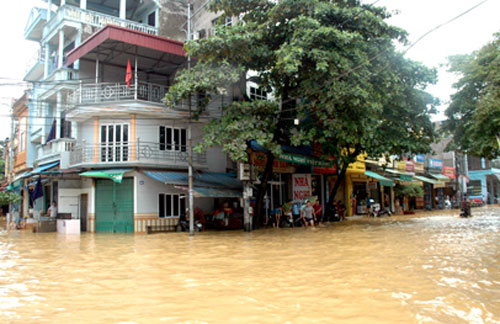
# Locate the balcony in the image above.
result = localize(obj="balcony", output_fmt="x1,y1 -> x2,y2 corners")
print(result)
25,7 -> 48,41
43,5 -> 157,42
69,141 -> 207,169
24,49 -> 46,81
35,138 -> 77,168
65,81 -> 231,119
68,81 -> 168,105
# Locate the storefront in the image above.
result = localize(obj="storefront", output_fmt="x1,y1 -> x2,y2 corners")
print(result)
345,156 -> 367,216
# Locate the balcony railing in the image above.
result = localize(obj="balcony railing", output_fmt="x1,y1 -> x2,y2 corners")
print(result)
69,141 -> 207,167
68,81 -> 168,105
36,138 -> 76,164
44,5 -> 157,39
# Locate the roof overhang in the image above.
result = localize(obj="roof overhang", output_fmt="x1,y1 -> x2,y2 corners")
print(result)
66,25 -> 186,74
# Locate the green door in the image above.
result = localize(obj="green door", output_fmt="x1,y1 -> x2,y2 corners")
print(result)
95,178 -> 134,233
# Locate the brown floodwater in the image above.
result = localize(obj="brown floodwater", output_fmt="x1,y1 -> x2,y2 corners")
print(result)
1,207 -> 499,324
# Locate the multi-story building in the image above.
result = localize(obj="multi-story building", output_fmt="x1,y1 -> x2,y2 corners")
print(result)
19,0 -> 240,233
467,155 -> 499,204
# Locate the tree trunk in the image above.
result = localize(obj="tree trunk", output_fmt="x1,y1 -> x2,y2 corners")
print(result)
254,151 -> 274,227
326,149 -> 360,210
326,164 -> 348,210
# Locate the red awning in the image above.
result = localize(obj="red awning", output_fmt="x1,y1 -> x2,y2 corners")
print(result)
66,25 -> 186,68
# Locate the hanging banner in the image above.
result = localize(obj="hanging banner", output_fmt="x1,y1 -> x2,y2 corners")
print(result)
292,174 -> 312,201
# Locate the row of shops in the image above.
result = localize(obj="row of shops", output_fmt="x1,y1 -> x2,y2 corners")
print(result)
6,145 -> 460,234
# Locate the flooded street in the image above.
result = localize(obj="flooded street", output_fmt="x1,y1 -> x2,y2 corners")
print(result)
1,207 -> 499,324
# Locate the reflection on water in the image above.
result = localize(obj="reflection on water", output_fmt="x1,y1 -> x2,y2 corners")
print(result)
1,207 -> 499,323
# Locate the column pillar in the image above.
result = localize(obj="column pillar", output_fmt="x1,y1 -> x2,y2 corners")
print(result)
61,0 -> 66,6
44,44 -> 50,78
120,0 -> 127,20
80,0 -> 87,10
93,117 -> 99,162
58,30 -> 64,69
56,92 -> 62,139
95,58 -> 99,83
47,0 -> 52,20
130,114 -> 136,161
74,29 -> 82,70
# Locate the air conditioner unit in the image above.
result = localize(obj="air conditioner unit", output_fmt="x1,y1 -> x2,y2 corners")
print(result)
192,31 -> 199,40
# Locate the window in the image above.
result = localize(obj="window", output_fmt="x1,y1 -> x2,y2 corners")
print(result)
249,86 -> 267,100
223,17 -> 233,27
19,117 -> 26,152
211,16 -> 233,35
148,11 -> 156,27
100,124 -> 129,162
159,193 -> 185,217
159,126 -> 186,152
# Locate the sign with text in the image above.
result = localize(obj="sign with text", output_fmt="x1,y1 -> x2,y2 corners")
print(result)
428,158 -> 443,170
443,166 -> 456,179
292,174 -> 312,201
250,152 -> 296,173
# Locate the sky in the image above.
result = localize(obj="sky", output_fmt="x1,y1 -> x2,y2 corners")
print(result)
0,0 -> 499,141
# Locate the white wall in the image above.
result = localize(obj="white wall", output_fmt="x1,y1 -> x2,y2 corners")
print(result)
56,178 -> 93,219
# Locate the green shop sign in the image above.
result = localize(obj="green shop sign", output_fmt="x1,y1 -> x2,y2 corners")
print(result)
277,153 -> 333,168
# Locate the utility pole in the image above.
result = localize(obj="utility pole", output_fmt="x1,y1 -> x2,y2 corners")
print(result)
184,0 -> 213,235
187,2 -> 194,236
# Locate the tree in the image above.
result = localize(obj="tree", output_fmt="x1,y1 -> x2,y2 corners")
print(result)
166,0 -> 437,224
444,32 -> 500,159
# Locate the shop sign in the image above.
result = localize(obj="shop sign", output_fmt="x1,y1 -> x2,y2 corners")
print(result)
313,164 -> 338,174
428,158 -> 443,170
414,162 -> 424,172
278,152 -> 332,168
424,183 -> 432,210
250,152 -> 295,173
415,154 -> 426,163
405,161 -> 415,172
395,161 -> 406,171
292,174 -> 312,200
368,181 -> 378,190
443,166 -> 456,179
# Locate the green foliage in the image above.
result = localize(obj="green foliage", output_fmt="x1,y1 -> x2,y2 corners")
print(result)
444,33 -> 500,159
166,0 -> 437,168
0,191 -> 21,205
394,184 -> 424,198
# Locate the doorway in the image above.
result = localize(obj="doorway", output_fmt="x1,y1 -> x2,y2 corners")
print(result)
80,193 -> 88,232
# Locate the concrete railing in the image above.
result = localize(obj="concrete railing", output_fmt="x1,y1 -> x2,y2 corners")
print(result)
44,5 -> 157,39
69,141 -> 207,167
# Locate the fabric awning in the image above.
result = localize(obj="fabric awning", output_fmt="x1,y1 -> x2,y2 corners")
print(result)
413,175 -> 439,185
430,173 -> 452,182
24,161 -> 60,178
365,171 -> 395,187
144,171 -> 242,198
385,169 -> 414,181
175,186 -> 242,198
80,169 -> 132,183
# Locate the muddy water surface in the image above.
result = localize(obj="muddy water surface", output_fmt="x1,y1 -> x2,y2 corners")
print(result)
1,207 -> 499,323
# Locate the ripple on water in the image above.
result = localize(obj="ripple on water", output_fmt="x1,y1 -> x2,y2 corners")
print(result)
0,207 -> 499,323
